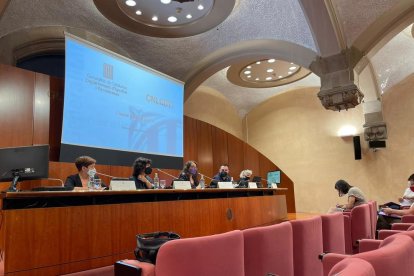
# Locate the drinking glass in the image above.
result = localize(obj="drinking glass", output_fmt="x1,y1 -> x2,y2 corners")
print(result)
160,180 -> 166,189
93,179 -> 102,190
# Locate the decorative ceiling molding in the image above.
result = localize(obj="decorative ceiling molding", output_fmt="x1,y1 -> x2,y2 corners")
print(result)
0,0 -> 10,20
94,0 -> 236,37
184,39 -> 318,102
353,0 -> 414,61
227,60 -> 311,89
298,0 -> 342,57
0,26 -> 131,66
323,0 -> 347,50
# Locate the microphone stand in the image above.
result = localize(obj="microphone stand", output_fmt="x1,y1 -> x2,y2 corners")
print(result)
156,168 -> 179,180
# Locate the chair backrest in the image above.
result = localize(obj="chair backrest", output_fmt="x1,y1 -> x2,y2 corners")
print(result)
321,213 -> 346,254
243,222 -> 294,276
155,230 -> 244,276
350,204 -> 372,252
355,234 -> 414,276
290,216 -> 323,276
328,258 -> 375,276
401,215 -> 414,223
367,201 -> 377,238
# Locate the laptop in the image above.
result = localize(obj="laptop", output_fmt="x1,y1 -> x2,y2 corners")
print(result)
173,181 -> 192,190
109,179 -> 136,191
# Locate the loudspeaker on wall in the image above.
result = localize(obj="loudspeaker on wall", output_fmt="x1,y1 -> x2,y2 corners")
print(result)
353,136 -> 361,160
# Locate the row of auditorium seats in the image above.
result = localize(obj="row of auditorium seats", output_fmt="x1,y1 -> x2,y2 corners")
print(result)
66,201 -> 414,276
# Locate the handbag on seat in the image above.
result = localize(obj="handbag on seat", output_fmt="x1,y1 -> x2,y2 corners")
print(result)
134,232 -> 180,264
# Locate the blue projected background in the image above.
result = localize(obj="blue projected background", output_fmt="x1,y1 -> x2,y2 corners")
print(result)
62,36 -> 184,157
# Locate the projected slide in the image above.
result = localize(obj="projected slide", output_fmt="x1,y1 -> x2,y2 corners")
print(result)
62,36 -> 184,157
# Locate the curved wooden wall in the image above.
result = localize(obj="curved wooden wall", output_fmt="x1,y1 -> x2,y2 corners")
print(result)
0,63 -> 295,212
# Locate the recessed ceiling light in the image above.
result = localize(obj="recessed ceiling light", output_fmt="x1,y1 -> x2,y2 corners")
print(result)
247,75 -> 251,78
256,61 -> 261,65
267,69 -> 274,73
135,10 -> 142,15
290,62 -> 294,64
161,0 -> 171,4
278,75 -> 283,78
152,16 -> 158,21
288,71 -> 292,74
266,77 -> 272,81
168,16 -> 177,22
289,66 -> 297,70
268,59 -> 276,63
255,78 -> 260,81
125,0 -> 136,6
198,4 -> 204,10
247,66 -> 252,69
244,71 -> 251,75
186,14 -> 192,19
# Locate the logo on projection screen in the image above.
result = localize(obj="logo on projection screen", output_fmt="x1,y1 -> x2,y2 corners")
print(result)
103,63 -> 113,79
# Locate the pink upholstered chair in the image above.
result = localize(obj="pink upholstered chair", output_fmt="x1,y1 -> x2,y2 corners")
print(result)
367,201 -> 377,238
243,222 -> 294,276
343,204 -> 372,254
156,230 -> 244,276
323,233 -> 414,276
290,216 -> 324,276
321,213 -> 345,254
391,222 -> 414,230
401,215 -> 414,223
378,224 -> 414,240
328,258 -> 375,276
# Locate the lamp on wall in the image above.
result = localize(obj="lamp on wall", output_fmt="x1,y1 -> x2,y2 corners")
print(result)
337,125 -> 357,137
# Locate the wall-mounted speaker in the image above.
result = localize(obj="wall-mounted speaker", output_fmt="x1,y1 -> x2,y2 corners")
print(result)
353,136 -> 361,160
369,140 -> 386,148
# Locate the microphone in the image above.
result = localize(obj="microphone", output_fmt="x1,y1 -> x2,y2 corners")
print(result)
12,168 -> 35,174
156,168 -> 179,179
47,178 -> 64,186
198,173 -> 213,181
95,172 -> 117,178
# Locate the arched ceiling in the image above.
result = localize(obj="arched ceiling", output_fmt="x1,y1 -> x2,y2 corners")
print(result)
0,0 -> 412,116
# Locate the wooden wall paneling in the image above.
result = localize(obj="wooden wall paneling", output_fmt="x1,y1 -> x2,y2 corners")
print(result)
33,73 -> 50,145
109,165 -> 132,179
227,134 -> 244,181
48,77 -> 64,161
0,64 -> 35,147
183,116 -> 197,162
243,143 -> 260,176
196,120 -> 213,178
211,127 -> 228,174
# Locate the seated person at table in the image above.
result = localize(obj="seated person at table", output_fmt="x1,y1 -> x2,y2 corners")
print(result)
64,156 -> 102,190
210,164 -> 232,188
237,169 -> 253,188
177,161 -> 199,189
398,174 -> 414,207
132,157 -> 153,189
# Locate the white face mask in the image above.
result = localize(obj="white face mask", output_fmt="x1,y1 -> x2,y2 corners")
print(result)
409,181 -> 413,187
87,168 -> 97,177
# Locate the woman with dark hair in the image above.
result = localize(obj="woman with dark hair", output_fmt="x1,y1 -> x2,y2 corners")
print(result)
331,179 -> 366,212
132,157 -> 153,189
177,161 -> 199,189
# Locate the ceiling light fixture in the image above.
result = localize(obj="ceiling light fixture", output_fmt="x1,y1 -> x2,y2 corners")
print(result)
168,16 -> 177,22
256,61 -> 261,65
255,78 -> 260,81
288,71 -> 292,74
136,10 -> 142,15
267,69 -> 274,73
268,59 -> 276,63
125,0 -> 136,6
197,4 -> 204,10
247,75 -> 251,78
266,77 -> 272,81
278,75 -> 283,78
247,66 -> 252,69
161,0 -> 172,4
152,16 -> 158,21
186,14 -> 192,19
289,66 -> 297,70
244,71 -> 251,74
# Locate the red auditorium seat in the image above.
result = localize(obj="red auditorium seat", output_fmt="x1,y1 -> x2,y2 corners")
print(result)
343,204 -> 372,253
321,213 -> 345,254
243,222 -> 294,276
290,216 -> 324,276
328,258 -> 375,276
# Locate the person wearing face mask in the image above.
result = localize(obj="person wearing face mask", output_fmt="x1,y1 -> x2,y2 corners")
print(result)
210,164 -> 232,188
398,174 -> 414,207
64,156 -> 102,190
177,161 -> 199,189
237,169 -> 253,188
330,179 -> 366,212
132,157 -> 153,189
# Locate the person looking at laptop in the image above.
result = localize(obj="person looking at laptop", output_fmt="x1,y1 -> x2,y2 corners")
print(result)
177,161 -> 199,189
238,169 -> 253,188
210,164 -> 232,188
132,157 -> 153,189
64,156 -> 102,190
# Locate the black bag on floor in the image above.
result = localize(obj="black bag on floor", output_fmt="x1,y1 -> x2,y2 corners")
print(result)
134,232 -> 180,264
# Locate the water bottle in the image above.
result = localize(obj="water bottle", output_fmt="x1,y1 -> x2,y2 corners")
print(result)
199,174 -> 205,189
153,173 -> 160,189
88,176 -> 94,190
